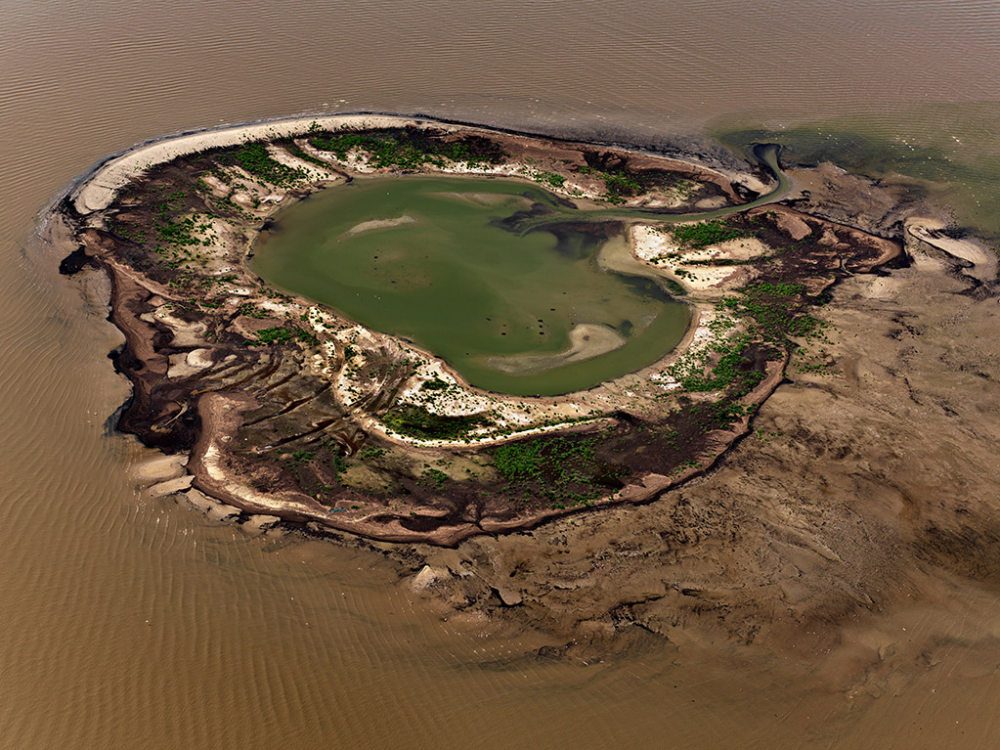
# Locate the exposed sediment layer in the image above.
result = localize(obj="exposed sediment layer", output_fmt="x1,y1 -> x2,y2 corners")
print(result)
59,114 -> 902,545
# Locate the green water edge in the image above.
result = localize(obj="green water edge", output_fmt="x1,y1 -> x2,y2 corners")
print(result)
711,103 -> 1000,241
251,150 -> 786,396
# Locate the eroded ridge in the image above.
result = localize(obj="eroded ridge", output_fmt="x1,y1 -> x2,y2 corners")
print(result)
60,114 -> 901,544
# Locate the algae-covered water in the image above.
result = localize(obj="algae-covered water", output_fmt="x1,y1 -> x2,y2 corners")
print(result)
252,176 -> 689,395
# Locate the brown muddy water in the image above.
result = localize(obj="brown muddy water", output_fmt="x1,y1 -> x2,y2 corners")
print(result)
3,1 -> 1000,747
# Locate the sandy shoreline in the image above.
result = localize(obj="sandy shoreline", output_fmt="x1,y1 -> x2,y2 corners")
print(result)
68,112 -> 768,217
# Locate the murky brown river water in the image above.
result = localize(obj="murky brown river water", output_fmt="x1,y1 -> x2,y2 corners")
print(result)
2,1 -> 1000,747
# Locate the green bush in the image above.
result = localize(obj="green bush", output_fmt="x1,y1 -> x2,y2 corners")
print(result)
248,326 -> 318,346
671,219 -> 750,249
218,143 -> 307,187
382,406 -> 491,440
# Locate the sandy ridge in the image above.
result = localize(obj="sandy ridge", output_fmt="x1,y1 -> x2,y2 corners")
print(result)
68,112 -> 756,217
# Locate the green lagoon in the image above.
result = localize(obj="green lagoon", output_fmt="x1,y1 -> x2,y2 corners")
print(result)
251,176 -> 691,396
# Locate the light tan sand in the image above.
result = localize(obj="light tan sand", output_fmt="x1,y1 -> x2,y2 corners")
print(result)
71,114 -> 432,214
673,265 -> 741,291
344,215 -> 417,236
485,323 -> 626,374
906,217 -> 998,282
772,209 -> 812,240
265,143 -> 338,181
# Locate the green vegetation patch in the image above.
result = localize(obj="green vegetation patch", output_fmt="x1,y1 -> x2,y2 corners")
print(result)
248,325 -> 319,347
667,282 -> 819,395
492,436 -> 605,508
671,219 -> 751,249
359,445 -> 388,460
720,282 -> 821,342
420,377 -> 451,391
577,164 -> 642,204
536,171 -> 566,188
600,172 -> 642,201
419,468 -> 449,489
382,405 -> 492,440
308,128 -> 508,170
217,142 -> 307,187
154,215 -> 211,248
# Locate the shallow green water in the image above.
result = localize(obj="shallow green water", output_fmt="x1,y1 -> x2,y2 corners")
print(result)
712,104 -> 1000,240
251,176 -> 690,395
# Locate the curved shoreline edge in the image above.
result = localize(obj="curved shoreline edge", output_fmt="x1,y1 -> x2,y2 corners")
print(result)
55,113 -> 902,546
64,111 -> 772,215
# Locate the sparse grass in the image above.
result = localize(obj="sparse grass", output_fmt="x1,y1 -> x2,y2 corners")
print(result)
666,281 -> 822,395
575,163 -> 645,203
419,468 -> 449,489
492,436 -> 604,509
236,302 -> 270,319
359,446 -> 387,460
523,168 -> 566,188
601,172 -> 642,202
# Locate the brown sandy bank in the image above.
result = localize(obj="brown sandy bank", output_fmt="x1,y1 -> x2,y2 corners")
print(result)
377,187 -> 1000,686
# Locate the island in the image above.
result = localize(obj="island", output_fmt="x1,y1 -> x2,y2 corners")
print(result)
58,114 -> 901,545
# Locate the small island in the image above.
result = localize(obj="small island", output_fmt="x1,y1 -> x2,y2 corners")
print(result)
59,114 -> 901,545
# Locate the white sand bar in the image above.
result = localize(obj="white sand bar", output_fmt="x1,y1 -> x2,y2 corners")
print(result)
71,114 -> 434,215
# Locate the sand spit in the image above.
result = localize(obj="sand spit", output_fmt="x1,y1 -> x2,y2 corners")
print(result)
905,217 -> 998,286
69,112 -> 756,217
71,114 -> 425,214
344,215 -> 418,236
59,113 -> 903,548
486,324 -> 626,374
